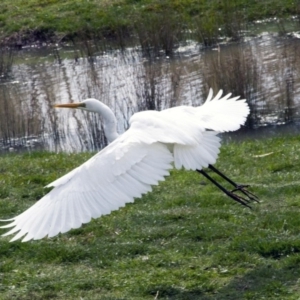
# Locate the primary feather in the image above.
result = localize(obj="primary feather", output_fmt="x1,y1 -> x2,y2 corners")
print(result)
1,89 -> 249,242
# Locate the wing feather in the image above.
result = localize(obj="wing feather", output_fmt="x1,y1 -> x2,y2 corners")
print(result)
112,178 -> 140,200
197,90 -> 249,132
174,131 -> 220,170
85,191 -> 108,217
206,88 -> 214,102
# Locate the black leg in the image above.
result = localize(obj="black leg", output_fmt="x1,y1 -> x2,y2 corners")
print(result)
197,165 -> 259,208
208,164 -> 259,203
197,169 -> 252,208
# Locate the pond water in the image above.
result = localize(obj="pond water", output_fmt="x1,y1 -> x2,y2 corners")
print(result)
0,29 -> 300,152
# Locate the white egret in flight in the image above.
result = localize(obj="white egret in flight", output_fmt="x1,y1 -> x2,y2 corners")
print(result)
1,89 -> 258,242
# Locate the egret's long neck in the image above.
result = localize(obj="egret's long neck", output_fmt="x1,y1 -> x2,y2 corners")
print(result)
90,100 -> 119,143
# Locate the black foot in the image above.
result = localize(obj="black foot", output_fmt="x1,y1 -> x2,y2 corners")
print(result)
225,190 -> 253,208
231,185 -> 259,204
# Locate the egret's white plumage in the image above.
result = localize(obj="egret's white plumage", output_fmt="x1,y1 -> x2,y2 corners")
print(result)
1,89 -> 249,242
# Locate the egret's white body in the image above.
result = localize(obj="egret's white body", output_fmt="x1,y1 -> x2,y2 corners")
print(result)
1,89 -> 250,242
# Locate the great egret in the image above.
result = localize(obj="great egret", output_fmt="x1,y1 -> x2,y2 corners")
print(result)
1,89 -> 258,242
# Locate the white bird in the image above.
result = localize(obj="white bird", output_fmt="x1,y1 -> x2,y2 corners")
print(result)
1,89 -> 258,242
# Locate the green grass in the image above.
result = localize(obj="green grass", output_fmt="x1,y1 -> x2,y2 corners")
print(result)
0,0 -> 299,44
1,135 -> 300,299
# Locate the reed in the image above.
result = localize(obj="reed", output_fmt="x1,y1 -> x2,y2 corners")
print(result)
134,6 -> 185,57
0,47 -> 14,79
1,35 -> 300,152
200,43 -> 263,127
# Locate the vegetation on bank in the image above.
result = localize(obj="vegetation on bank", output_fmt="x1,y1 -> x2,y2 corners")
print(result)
0,0 -> 299,46
1,135 -> 300,299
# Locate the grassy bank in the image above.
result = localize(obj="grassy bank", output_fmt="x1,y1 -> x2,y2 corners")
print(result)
1,135 -> 300,299
0,0 -> 299,47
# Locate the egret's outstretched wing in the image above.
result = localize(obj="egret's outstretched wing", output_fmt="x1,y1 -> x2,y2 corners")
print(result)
1,138 -> 173,242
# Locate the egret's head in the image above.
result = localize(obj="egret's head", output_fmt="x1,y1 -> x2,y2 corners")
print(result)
54,98 -> 118,142
54,99 -> 101,113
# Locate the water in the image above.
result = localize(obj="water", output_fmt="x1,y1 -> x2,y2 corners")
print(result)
0,30 -> 300,153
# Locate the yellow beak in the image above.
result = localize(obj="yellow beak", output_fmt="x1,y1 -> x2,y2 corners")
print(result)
54,103 -> 85,109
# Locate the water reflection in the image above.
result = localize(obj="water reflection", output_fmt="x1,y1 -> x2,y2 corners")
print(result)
0,32 -> 300,152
